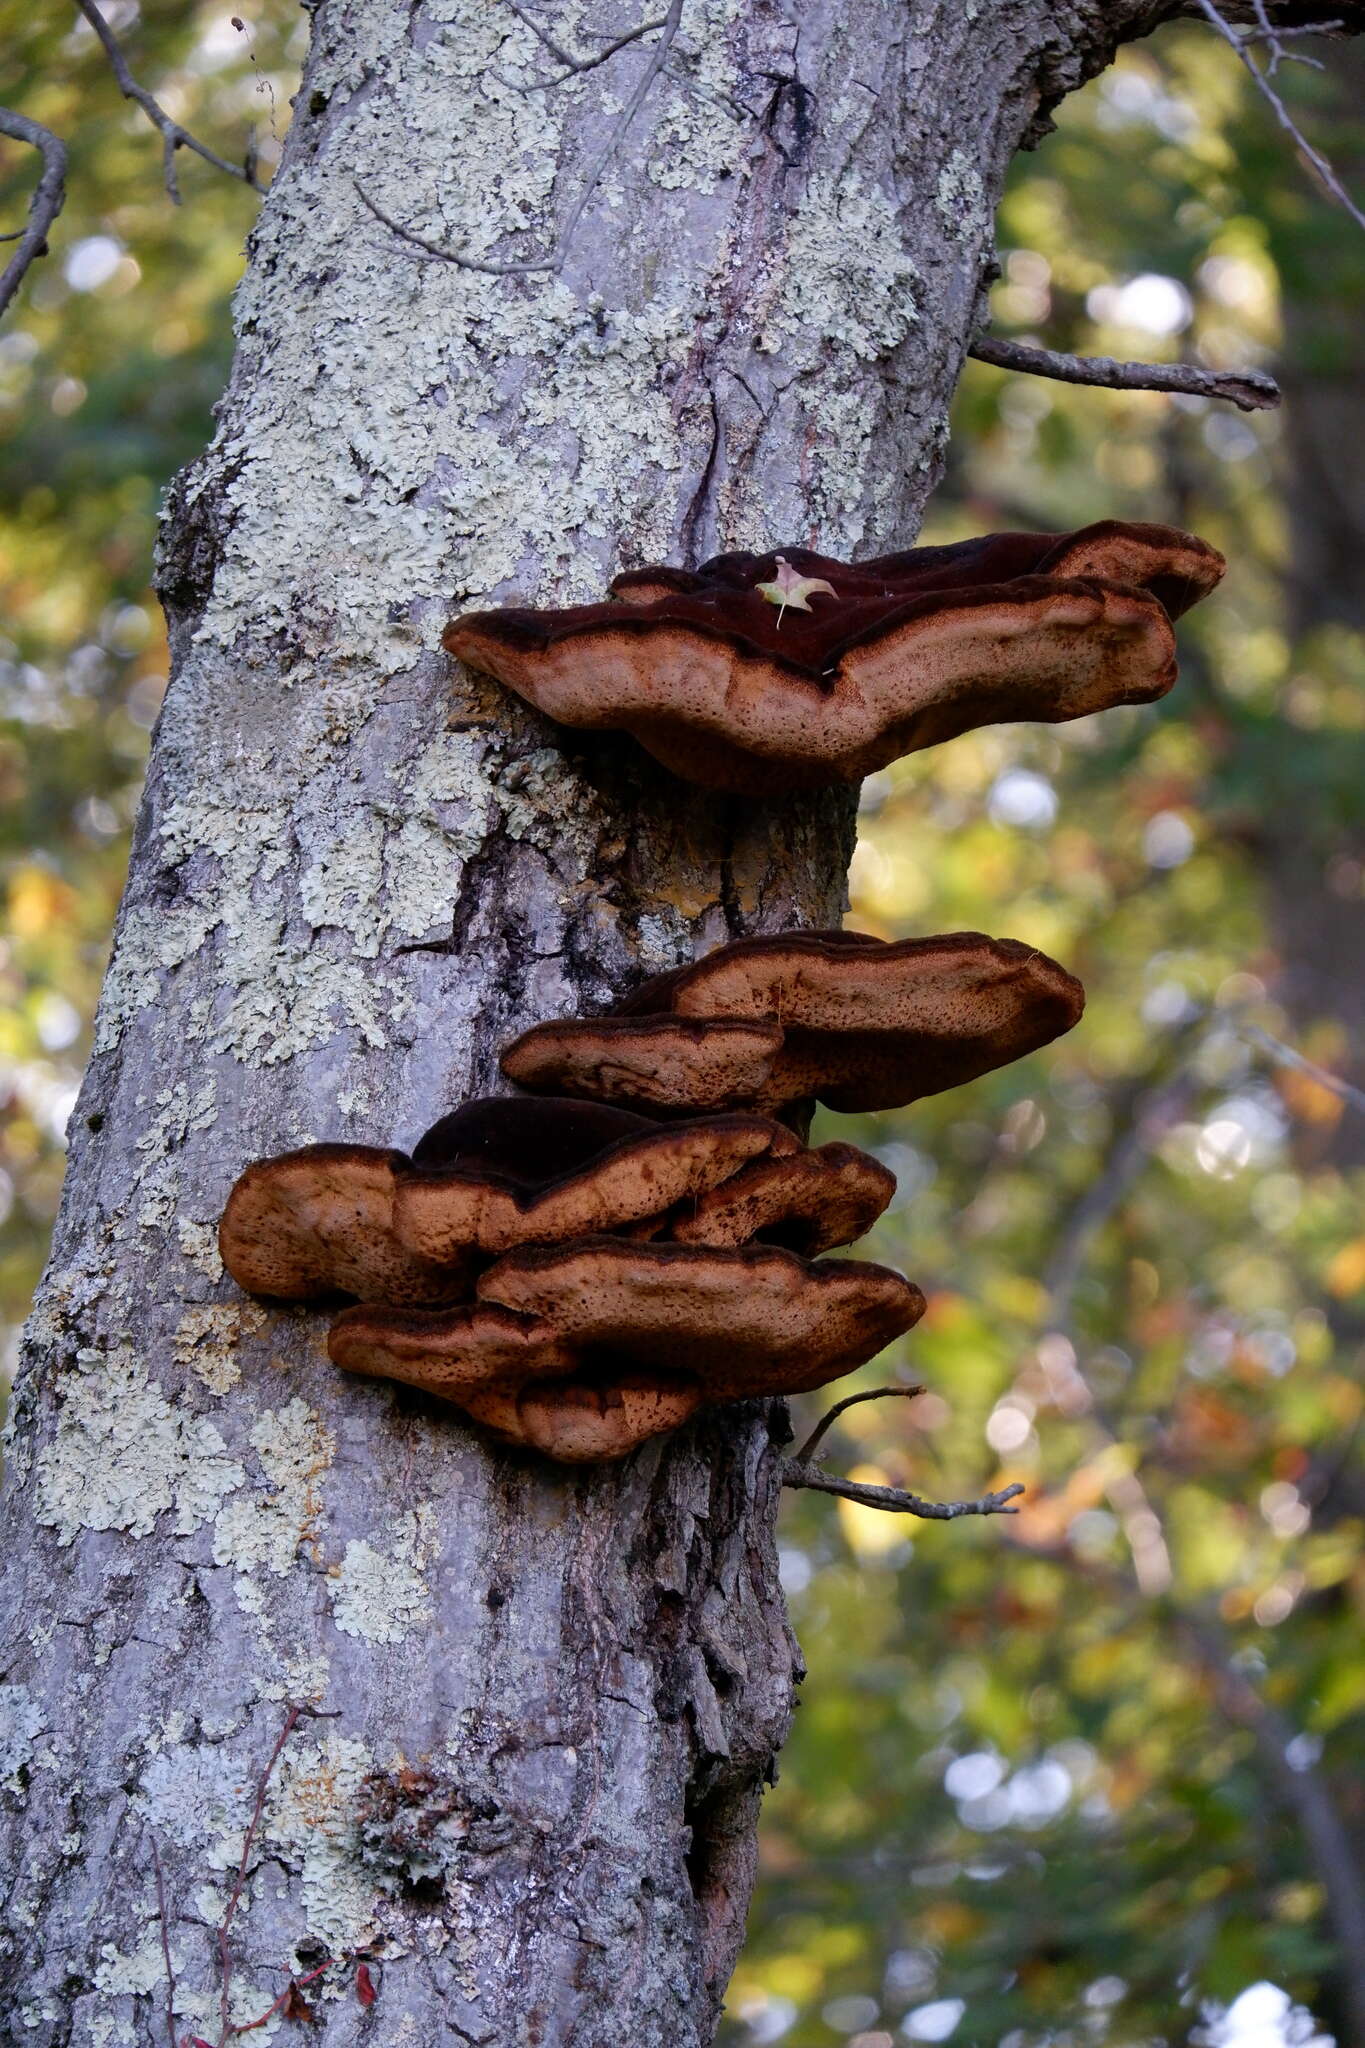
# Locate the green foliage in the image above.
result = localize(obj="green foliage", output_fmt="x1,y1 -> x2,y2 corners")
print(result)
2,13 -> 1362,2048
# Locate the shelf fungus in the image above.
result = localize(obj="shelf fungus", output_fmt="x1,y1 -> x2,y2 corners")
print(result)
444,519 -> 1224,794
219,1095 -> 895,1305
502,928 -> 1085,1120
328,1239 -> 925,1462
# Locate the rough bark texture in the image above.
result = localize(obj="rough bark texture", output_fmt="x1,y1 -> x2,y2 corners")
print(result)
0,3 -> 1256,2043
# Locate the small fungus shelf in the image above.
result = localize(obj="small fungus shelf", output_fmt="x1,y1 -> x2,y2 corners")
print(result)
502,928 -> 1085,1119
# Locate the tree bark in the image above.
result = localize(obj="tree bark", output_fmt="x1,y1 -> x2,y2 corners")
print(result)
0,3 -> 1276,2043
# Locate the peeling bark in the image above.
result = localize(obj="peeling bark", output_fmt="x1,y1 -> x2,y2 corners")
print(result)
0,3 -> 1263,2042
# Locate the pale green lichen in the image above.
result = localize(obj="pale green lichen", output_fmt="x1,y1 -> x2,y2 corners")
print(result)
936,146 -> 989,239
330,1504 -> 437,1645
173,1303 -> 264,1395
0,1684 -> 45,1789
267,1731 -> 379,1950
136,1746 -> 253,1866
176,1216 -> 224,1283
213,1398 -> 336,1577
34,1347 -> 244,1547
131,1081 -> 218,1235
762,170 -> 921,361
94,1922 -> 185,1999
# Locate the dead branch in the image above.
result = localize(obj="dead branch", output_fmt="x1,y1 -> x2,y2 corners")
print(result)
782,1459 -> 1025,1521
1237,1017 -> 1365,1116
73,0 -> 266,202
1042,1055 -> 1204,1341
792,1383 -> 928,1464
1192,0 -> 1365,231
968,334 -> 1281,412
1027,1525 -> 1365,2044
357,0 -> 684,276
0,107 -> 68,320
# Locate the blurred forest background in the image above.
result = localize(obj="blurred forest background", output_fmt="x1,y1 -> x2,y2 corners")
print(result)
2,8 -> 1363,2047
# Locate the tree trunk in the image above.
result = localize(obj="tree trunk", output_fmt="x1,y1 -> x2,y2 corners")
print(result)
0,4 -> 1241,2042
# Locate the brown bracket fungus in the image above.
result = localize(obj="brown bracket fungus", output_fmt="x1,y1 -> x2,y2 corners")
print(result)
668,1141 -> 896,1255
502,927 -> 1085,1120
329,1238 -> 926,1462
394,1096 -> 792,1265
445,519 -> 1225,794
217,1143 -> 466,1307
219,1094 -> 893,1305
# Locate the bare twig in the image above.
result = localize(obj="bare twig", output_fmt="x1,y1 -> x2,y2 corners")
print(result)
215,1702 -> 301,2045
0,108 -> 68,320
792,1383 -> 927,1465
1178,1609 -> 1365,2044
150,1834 -> 177,2048
358,0 -> 684,277
1042,1054 -> 1204,1340
505,0 -> 669,87
1235,15 -> 1344,34
969,334 -> 1281,413
73,0 -> 266,201
1237,1018 -> 1365,1117
783,1460 -> 1025,1521
1193,0 -> 1365,232
230,1956 -> 337,2037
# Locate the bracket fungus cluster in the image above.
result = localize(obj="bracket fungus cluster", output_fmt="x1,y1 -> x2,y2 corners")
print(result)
220,1093 -> 919,1459
222,511 -> 1223,1463
445,518 -> 1224,794
221,929 -> 1084,1462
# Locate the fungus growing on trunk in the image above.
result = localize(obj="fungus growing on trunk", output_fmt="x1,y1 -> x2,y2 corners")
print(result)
501,928 -> 1085,1119
445,519 -> 1224,793
328,1239 -> 925,1462
219,1096 -> 895,1304
668,1142 -> 896,1254
220,1097 -> 794,1304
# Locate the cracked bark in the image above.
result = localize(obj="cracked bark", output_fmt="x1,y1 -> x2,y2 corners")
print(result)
0,2 -> 1337,2043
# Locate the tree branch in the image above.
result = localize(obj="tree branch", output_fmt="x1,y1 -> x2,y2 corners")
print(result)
0,107 -> 68,320
1191,0 -> 1365,232
1237,1017 -> 1365,1116
792,1383 -> 927,1464
782,1460 -> 1025,1521
968,334 -> 1281,412
73,0 -> 266,201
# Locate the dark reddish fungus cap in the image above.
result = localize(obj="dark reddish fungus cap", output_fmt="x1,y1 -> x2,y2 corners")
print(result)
445,520 -> 1224,793
502,928 -> 1085,1118
328,1238 -> 925,1462
394,1095 -> 796,1263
